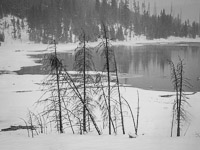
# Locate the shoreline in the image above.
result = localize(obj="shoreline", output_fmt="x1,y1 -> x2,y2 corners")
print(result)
0,37 -> 200,132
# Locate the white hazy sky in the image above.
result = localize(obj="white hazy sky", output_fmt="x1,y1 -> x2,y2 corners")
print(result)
131,0 -> 200,22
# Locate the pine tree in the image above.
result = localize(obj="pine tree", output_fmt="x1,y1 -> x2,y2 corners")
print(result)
116,26 -> 124,41
111,0 -> 118,23
109,26 -> 116,40
95,0 -> 100,13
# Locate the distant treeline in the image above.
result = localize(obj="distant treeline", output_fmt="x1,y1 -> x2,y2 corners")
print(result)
0,0 -> 200,43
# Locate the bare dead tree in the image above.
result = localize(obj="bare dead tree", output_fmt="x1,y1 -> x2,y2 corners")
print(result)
170,99 -> 176,137
135,90 -> 140,135
113,52 -> 125,134
73,29 -> 95,133
36,40 -> 67,133
96,22 -> 115,135
53,40 -> 63,133
169,58 -> 192,137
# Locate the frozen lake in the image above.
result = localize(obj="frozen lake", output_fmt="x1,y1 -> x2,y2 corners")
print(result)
16,42 -> 200,92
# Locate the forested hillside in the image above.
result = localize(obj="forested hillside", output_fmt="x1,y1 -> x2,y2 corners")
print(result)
0,0 -> 200,43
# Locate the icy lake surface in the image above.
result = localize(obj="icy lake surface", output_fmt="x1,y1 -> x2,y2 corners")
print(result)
16,42 -> 200,92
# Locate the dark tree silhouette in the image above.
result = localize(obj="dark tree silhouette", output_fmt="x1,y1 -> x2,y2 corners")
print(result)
169,58 -> 192,137
73,30 -> 95,133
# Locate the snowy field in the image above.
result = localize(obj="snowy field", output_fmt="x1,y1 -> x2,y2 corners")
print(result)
0,38 -> 200,150
0,131 -> 200,150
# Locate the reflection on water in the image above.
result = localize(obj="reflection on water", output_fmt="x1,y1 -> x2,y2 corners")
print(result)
17,43 -> 200,92
114,44 -> 200,92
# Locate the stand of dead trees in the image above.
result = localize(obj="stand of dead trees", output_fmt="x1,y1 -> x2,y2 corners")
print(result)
37,38 -> 101,135
35,24 -> 142,136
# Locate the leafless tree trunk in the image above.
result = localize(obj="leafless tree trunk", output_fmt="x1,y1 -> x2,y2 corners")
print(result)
135,90 -> 140,135
169,58 -> 192,137
83,32 -> 86,133
53,40 -> 63,133
74,30 -> 95,134
97,22 -> 113,135
113,53 -> 125,134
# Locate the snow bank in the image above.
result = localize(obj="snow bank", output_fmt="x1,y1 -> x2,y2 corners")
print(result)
0,131 -> 200,150
0,74 -> 44,129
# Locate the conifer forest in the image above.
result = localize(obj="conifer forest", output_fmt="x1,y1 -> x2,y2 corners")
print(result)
0,0 -> 200,43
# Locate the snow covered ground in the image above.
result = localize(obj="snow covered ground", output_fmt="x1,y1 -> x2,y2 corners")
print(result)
0,131 -> 200,150
0,38 -> 200,150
